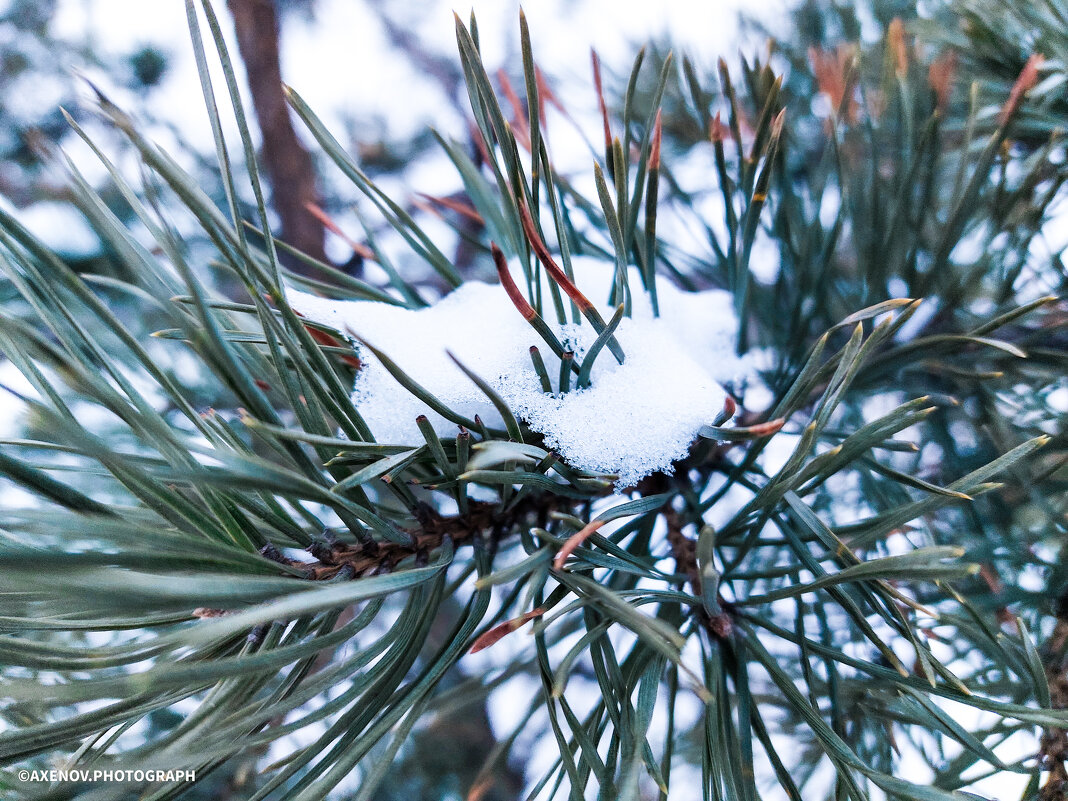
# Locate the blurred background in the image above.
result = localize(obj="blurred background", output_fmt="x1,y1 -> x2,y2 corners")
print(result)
0,0 -> 785,265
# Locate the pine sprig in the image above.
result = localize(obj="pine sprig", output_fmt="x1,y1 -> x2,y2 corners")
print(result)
0,1 -> 1063,799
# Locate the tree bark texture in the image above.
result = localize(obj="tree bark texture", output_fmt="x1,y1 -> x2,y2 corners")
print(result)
227,0 -> 327,267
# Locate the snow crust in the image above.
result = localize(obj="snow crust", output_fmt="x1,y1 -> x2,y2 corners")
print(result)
287,256 -> 747,487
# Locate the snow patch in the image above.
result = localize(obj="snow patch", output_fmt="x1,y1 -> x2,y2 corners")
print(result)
288,256 -> 748,487
11,201 -> 99,258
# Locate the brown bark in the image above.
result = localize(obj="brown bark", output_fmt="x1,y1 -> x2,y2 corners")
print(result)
1040,602 -> 1068,800
226,0 -> 327,268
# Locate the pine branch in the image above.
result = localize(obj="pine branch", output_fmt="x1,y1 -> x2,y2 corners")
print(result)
0,2 -> 1064,798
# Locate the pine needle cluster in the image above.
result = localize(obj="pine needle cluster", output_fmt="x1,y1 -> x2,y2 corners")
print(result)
0,1 -> 1064,799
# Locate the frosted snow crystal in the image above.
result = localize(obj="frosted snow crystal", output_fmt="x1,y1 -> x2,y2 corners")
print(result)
287,256 -> 747,488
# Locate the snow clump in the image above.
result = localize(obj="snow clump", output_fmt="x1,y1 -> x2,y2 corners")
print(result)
287,256 -> 748,488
